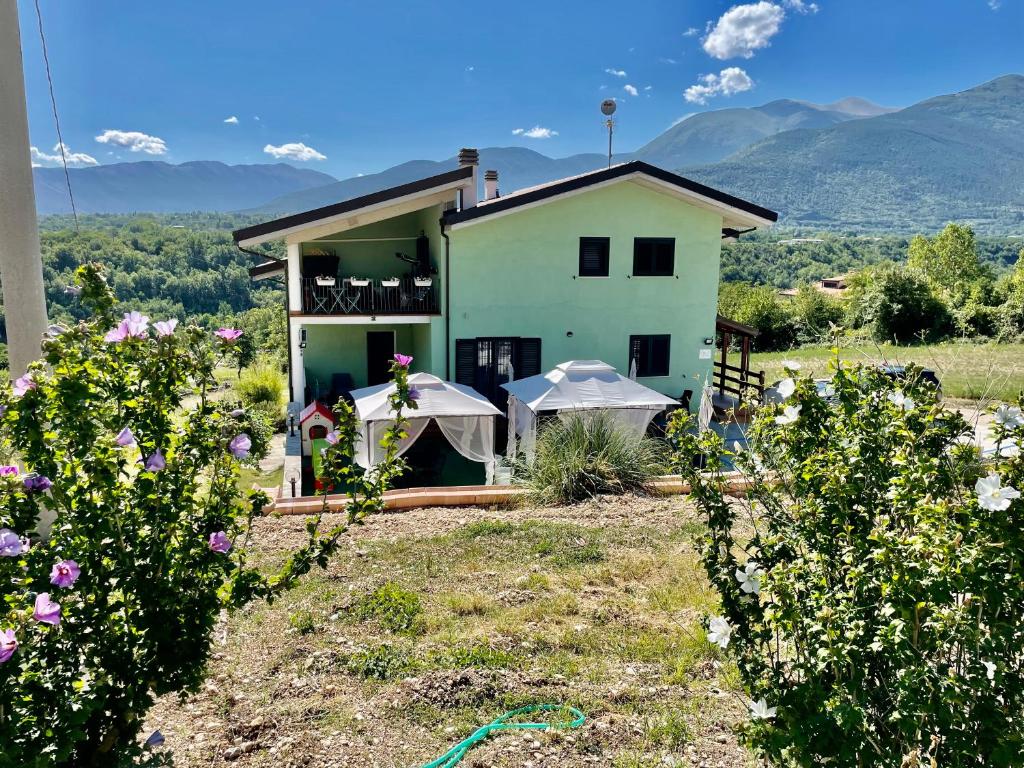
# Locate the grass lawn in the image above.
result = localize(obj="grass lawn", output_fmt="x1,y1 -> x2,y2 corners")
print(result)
146,496 -> 753,767
752,341 -> 1024,402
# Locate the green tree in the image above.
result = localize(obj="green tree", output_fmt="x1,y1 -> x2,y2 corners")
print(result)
845,264 -> 952,342
907,223 -> 982,298
717,282 -> 797,351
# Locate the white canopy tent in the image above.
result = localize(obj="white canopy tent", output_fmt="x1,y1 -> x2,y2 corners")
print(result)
501,360 -> 680,459
351,373 -> 502,484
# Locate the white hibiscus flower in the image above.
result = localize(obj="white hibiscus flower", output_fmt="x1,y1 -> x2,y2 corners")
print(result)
775,405 -> 801,426
707,616 -> 732,649
735,561 -> 764,595
975,473 -> 1021,512
777,378 -> 796,400
887,390 -> 915,411
749,698 -> 777,720
994,405 -> 1024,429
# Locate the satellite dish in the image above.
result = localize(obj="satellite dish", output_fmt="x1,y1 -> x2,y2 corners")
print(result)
601,99 -> 617,116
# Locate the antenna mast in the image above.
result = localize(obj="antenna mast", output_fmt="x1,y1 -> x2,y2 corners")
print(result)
601,99 -> 617,168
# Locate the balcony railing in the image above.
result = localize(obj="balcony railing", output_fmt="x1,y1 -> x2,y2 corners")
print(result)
300,276 -> 440,315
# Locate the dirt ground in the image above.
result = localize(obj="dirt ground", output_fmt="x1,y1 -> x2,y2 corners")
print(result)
145,495 -> 753,768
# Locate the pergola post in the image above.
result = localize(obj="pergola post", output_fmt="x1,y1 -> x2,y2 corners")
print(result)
0,0 -> 49,377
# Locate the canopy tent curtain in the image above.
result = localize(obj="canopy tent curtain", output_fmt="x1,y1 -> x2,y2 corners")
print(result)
502,360 -> 680,461
351,373 -> 501,484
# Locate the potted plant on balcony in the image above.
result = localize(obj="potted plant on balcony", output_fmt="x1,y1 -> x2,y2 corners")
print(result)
314,275 -> 336,287
348,277 -> 370,287
413,276 -> 433,287
381,277 -> 401,288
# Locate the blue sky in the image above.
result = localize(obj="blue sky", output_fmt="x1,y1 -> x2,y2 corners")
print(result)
17,0 -> 1023,179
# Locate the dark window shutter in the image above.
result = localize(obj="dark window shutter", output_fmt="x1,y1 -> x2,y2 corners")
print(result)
455,339 -> 476,386
516,338 -> 542,378
579,237 -> 609,277
629,334 -> 670,377
633,238 -> 675,276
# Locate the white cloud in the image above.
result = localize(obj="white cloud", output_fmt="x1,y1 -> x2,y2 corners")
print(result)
30,142 -> 98,168
683,27 -> 701,36
703,2 -> 785,59
253,116 -> 260,121
684,66 -> 754,104
624,84 -> 639,96
988,0 -> 1001,8
605,68 -> 627,77
644,85 -> 653,91
466,65 -> 475,71
659,57 -> 678,65
512,126 -> 559,139
263,142 -> 327,161
223,116 -> 239,124
782,0 -> 819,12
94,130 -> 167,155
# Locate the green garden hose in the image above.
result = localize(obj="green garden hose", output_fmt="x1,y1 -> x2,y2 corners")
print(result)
420,703 -> 586,768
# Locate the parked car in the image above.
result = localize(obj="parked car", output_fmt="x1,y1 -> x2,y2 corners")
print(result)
877,364 -> 942,399
765,364 -> 941,404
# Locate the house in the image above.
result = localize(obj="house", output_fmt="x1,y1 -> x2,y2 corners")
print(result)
778,273 -> 852,300
234,149 -> 778,415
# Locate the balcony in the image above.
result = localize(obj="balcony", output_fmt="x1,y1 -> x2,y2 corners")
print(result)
300,276 -> 440,316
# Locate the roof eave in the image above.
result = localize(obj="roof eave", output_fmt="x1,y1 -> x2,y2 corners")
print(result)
233,165 -> 473,247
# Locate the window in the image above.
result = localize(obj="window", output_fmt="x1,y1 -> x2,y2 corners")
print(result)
578,237 -> 610,277
455,337 -> 542,405
632,238 -> 675,276
629,334 -> 671,377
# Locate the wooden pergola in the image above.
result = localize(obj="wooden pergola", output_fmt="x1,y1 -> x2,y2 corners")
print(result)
715,315 -> 765,403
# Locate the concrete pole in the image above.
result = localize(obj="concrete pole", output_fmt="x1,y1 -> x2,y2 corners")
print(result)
0,0 -> 50,377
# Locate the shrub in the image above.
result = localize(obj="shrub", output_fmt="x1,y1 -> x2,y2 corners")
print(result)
671,363 -> 1024,766
790,284 -> 844,344
845,264 -> 953,342
513,412 -> 668,505
236,359 -> 285,409
718,282 -> 798,351
0,264 -> 415,766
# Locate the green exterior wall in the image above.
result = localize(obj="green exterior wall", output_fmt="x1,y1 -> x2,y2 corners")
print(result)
295,181 -> 725,405
301,323 -> 423,394
446,181 -> 722,401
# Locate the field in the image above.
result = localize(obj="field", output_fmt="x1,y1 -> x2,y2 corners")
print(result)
752,341 -> 1024,402
146,496 -> 754,768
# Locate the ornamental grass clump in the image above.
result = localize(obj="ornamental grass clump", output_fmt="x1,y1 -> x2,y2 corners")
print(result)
515,411 -> 668,504
671,361 -> 1024,767
0,264 -> 415,767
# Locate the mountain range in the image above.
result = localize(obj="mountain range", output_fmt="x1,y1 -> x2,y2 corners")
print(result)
32,75 -> 1024,233
33,161 -> 335,215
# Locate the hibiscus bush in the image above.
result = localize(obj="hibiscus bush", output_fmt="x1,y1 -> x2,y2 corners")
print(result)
671,363 -> 1024,766
0,264 -> 414,767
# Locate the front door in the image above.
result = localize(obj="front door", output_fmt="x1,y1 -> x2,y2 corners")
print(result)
366,331 -> 395,386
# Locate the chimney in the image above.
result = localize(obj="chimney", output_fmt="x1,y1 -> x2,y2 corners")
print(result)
458,147 -> 479,209
483,169 -> 499,201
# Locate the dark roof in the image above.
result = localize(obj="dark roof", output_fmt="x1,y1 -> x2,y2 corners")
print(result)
248,260 -> 285,279
233,165 -> 473,244
443,161 -> 778,227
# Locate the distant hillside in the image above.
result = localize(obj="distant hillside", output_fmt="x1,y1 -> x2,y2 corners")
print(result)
685,75 -> 1024,232
33,161 -> 336,214
634,97 -> 895,168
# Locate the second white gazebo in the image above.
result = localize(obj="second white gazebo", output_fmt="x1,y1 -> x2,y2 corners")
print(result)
501,360 -> 680,459
351,373 -> 501,483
